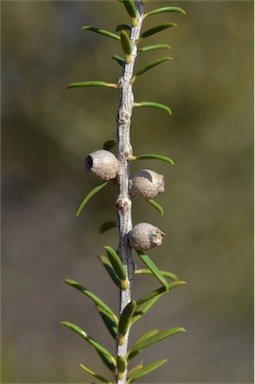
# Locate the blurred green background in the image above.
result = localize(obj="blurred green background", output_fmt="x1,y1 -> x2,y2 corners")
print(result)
1,1 -> 253,383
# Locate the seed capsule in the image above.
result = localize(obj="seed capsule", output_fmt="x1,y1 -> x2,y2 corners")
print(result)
128,222 -> 165,251
130,169 -> 164,199
85,150 -> 119,181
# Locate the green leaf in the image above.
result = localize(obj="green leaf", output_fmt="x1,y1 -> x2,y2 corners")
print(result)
133,101 -> 172,115
129,153 -> 174,165
64,279 -> 118,323
146,199 -> 164,215
131,295 -> 161,325
139,43 -> 171,53
105,246 -> 128,289
127,327 -> 186,360
60,322 -> 116,370
96,305 -> 118,339
100,221 -> 117,234
135,268 -> 178,281
98,255 -> 120,287
82,26 -> 120,41
119,0 -> 137,26
80,363 -> 112,384
116,24 -> 132,32
112,55 -> 125,67
117,355 -> 127,374
127,359 -> 167,383
67,81 -> 117,89
76,181 -> 108,216
136,281 -> 186,306
144,6 -> 186,18
136,286 -> 167,306
132,329 -> 159,346
127,363 -> 144,379
120,30 -> 132,64
136,251 -> 169,290
119,301 -> 136,339
140,23 -> 177,39
103,139 -> 116,151
131,57 -> 172,83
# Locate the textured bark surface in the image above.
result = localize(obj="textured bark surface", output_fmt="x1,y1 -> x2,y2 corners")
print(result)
115,1 -> 144,383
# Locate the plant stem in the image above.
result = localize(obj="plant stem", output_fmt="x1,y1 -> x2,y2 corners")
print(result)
115,1 -> 144,383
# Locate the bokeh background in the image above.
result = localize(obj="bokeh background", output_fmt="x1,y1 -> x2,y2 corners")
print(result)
1,1 -> 253,383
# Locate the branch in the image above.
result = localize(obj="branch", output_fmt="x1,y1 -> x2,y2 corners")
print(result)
115,1 -> 144,383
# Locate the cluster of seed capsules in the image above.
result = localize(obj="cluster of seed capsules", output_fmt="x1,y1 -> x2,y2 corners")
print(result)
85,149 -> 165,252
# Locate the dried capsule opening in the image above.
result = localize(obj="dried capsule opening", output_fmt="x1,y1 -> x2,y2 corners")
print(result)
84,155 -> 93,171
152,229 -> 165,246
138,170 -> 153,182
84,150 -> 119,181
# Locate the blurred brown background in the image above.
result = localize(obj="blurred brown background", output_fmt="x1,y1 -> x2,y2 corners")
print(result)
1,1 -> 253,383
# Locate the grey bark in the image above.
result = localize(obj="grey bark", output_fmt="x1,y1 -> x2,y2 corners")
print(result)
115,1 -> 144,383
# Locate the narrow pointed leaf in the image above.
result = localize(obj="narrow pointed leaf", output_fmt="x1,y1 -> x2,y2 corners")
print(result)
120,30 -> 132,64
60,322 -> 116,370
140,23 -> 177,39
112,55 -> 125,67
127,363 -> 144,379
76,181 -> 108,216
136,281 -> 186,306
99,353 -> 116,372
98,255 -> 120,287
132,327 -> 186,351
145,7 -> 186,18
135,268 -> 178,281
139,44 -> 171,53
132,329 -> 159,346
105,246 -> 128,289
129,154 -> 174,165
146,199 -> 164,215
127,359 -> 168,383
100,221 -> 117,234
64,279 -> 118,323
80,363 -> 112,384
119,0 -> 137,26
133,101 -> 172,115
116,24 -> 132,32
96,305 -> 118,339
82,26 -> 120,41
136,251 -> 169,290
67,81 -> 117,89
119,300 -> 136,339
127,327 -> 186,360
132,57 -> 172,81
131,295 -> 161,325
137,286 -> 167,306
